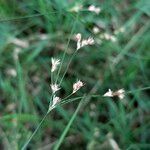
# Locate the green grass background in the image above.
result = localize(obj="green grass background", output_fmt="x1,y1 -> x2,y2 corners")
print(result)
0,0 -> 150,149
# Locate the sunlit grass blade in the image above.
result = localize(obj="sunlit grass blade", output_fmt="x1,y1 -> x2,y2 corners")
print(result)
53,96 -> 85,150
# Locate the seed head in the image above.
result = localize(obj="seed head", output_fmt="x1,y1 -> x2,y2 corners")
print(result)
75,33 -> 82,50
6,68 -> 17,77
51,95 -> 61,107
103,89 -> 125,99
103,89 -> 113,97
51,58 -> 60,72
50,84 -> 60,93
101,33 -> 117,42
11,38 -> 29,48
13,47 -> 21,60
75,33 -> 94,50
69,4 -> 83,12
93,27 -> 100,34
114,27 -> 125,35
87,37 -> 94,45
73,80 -> 84,93
88,5 -> 101,14
81,39 -> 88,47
116,89 -> 125,99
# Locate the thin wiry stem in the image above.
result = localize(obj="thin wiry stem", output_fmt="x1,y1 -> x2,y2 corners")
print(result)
21,112 -> 49,150
126,86 -> 150,94
59,96 -> 84,106
55,13 -> 79,84
59,49 -> 78,86
62,92 -> 75,100
21,96 -> 83,149
49,91 -> 56,110
55,86 -> 150,107
45,85 -> 150,109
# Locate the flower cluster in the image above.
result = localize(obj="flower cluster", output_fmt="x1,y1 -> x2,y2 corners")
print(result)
69,4 -> 83,12
103,89 -> 125,99
49,80 -> 84,110
100,33 -> 117,42
69,4 -> 101,15
50,84 -> 60,93
51,95 -> 61,107
92,26 -> 100,34
49,58 -> 85,110
75,33 -> 94,50
88,5 -> 101,14
114,27 -> 125,35
73,80 -> 84,93
51,58 -> 60,72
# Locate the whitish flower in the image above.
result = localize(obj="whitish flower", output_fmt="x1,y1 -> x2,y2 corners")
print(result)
109,138 -> 120,150
75,33 -> 94,50
50,84 -> 60,93
69,4 -> 83,12
103,33 -> 112,40
110,36 -> 117,42
51,95 -> 61,107
75,33 -> 82,41
51,58 -> 60,72
6,68 -> 17,77
87,37 -> 94,45
88,5 -> 101,14
103,89 -> 125,99
73,80 -> 84,93
103,89 -> 113,97
13,47 -> 21,60
75,33 -> 82,50
93,27 -> 100,34
81,39 -> 88,47
101,33 -> 117,42
116,89 -> 125,99
114,27 -> 125,35
40,34 -> 48,40
81,37 -> 94,47
11,38 -> 29,48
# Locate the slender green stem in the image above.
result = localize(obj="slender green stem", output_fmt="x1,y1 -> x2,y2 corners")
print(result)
51,72 -> 53,84
62,92 -> 74,100
59,49 -> 78,86
21,112 -> 49,150
126,86 -> 150,94
57,86 -> 150,106
55,13 -> 79,84
59,97 -> 84,106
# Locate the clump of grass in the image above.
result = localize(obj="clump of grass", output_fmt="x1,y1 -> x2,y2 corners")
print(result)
21,18 -> 95,149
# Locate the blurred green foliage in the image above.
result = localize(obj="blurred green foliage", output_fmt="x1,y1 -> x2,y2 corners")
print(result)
0,0 -> 150,149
